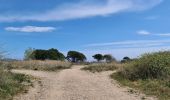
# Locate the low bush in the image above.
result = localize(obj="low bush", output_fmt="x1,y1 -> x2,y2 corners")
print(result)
111,74 -> 170,100
117,51 -> 170,80
0,63 -> 32,100
112,51 -> 170,100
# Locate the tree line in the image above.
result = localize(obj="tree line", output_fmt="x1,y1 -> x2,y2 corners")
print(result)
25,48 -> 131,63
92,54 -> 115,62
24,48 -> 87,62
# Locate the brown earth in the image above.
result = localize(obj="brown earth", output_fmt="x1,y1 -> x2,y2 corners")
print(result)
12,65 -> 157,100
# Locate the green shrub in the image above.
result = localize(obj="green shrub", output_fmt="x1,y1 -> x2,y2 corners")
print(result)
0,62 -> 32,100
118,51 -> 170,80
111,73 -> 170,100
0,70 -> 31,100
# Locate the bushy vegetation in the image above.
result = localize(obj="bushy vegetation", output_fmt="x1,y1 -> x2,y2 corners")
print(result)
93,54 -> 103,62
83,51 -> 170,99
0,62 -> 32,100
121,56 -> 131,63
10,60 -> 72,71
25,48 -> 65,61
111,51 -> 170,100
92,54 -> 115,62
82,62 -> 120,72
117,51 -> 170,80
24,48 -> 35,60
67,51 -> 86,63
103,54 -> 116,62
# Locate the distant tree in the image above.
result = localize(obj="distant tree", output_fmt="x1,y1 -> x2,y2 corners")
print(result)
123,56 -> 131,60
32,49 -> 48,60
47,48 -> 65,61
121,56 -> 131,63
24,48 -> 35,60
67,51 -> 86,63
30,48 -> 65,61
93,54 -> 103,62
103,54 -> 116,62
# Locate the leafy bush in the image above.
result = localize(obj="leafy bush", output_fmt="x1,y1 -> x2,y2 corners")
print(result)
0,66 -> 31,100
67,51 -> 86,62
92,54 -> 103,62
103,54 -> 116,62
121,56 -> 131,63
111,73 -> 170,100
117,51 -> 170,80
31,48 -> 65,61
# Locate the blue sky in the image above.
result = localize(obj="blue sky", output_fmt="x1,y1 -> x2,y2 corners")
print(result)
0,0 -> 170,60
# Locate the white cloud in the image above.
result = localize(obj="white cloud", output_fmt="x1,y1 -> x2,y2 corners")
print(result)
0,0 -> 163,22
137,30 -> 170,36
5,26 -> 56,32
155,33 -> 170,36
82,46 -> 170,61
84,40 -> 170,48
137,30 -> 151,35
83,39 -> 170,60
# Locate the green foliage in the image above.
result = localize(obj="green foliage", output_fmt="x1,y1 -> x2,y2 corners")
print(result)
93,54 -> 103,62
31,48 -> 65,61
0,68 -> 31,100
67,51 -> 86,62
118,51 -> 170,80
103,54 -> 115,62
32,49 -> 47,60
121,56 -> 131,63
24,48 -> 35,60
111,74 -> 170,100
111,51 -> 170,99
47,48 -> 65,60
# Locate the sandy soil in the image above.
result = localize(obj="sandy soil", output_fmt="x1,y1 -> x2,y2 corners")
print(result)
12,65 -> 157,100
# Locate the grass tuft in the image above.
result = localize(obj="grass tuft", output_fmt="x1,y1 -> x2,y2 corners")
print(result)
111,51 -> 170,100
0,65 -> 32,100
82,62 -> 120,72
111,73 -> 170,100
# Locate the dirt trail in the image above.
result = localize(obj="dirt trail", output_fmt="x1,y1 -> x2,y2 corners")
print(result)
12,65 -> 156,100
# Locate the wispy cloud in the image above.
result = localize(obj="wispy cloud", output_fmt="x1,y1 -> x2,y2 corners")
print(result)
0,0 -> 163,22
81,46 -> 170,60
137,30 -> 151,35
5,26 -> 56,32
84,40 -> 170,48
137,30 -> 170,36
155,33 -> 170,36
84,39 -> 170,60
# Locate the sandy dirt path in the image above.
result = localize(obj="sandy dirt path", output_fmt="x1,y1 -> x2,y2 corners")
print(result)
12,65 -> 156,100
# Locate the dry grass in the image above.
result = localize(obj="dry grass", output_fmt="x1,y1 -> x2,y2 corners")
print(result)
111,51 -> 170,100
111,74 -> 170,100
0,62 -> 32,100
9,60 -> 72,71
82,62 -> 121,73
0,60 -> 71,99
